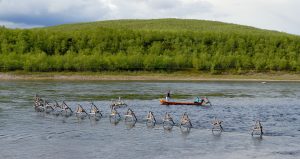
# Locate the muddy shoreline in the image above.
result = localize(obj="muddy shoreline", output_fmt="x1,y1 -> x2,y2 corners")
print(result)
1,72 -> 299,81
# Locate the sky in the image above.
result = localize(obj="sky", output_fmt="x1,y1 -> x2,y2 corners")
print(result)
0,0 -> 299,35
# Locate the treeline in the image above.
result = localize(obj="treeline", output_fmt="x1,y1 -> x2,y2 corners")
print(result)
0,20 -> 300,73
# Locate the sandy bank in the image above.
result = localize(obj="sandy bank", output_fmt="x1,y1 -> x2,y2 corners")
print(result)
1,72 -> 300,81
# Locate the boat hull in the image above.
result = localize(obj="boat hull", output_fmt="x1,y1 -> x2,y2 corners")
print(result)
160,99 -> 205,106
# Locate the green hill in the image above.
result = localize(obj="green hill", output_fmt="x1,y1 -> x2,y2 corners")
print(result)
0,19 -> 299,73
46,19 -> 286,35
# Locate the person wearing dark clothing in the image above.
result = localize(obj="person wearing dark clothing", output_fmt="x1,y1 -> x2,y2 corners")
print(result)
166,90 -> 171,101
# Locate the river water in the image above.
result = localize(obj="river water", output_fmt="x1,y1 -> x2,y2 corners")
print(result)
0,81 -> 299,159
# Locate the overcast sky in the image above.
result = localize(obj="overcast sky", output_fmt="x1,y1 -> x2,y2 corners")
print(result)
0,0 -> 299,35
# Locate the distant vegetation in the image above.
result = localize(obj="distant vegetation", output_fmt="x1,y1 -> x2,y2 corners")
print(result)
0,19 -> 299,73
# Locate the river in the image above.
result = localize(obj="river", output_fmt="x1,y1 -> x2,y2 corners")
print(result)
0,81 -> 299,159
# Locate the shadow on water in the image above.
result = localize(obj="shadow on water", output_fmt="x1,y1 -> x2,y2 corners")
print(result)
212,130 -> 223,139
251,135 -> 263,146
109,118 -> 121,126
125,121 -> 136,130
180,127 -> 191,138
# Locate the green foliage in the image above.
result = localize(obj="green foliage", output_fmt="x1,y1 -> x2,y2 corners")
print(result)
0,19 -> 299,73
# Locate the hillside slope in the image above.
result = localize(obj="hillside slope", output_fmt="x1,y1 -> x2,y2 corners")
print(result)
46,19 -> 287,35
0,19 -> 299,73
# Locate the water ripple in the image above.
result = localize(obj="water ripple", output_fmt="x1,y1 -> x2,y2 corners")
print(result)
0,81 -> 300,159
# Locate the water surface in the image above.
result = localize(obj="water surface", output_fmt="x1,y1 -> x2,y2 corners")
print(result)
0,81 -> 299,159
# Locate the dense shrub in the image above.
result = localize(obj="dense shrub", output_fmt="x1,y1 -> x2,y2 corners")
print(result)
0,19 -> 299,72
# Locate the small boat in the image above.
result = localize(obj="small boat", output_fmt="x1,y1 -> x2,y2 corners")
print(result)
160,99 -> 211,106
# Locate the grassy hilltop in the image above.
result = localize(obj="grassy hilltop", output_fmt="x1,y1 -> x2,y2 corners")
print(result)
0,18 -> 299,73
47,19 -> 274,33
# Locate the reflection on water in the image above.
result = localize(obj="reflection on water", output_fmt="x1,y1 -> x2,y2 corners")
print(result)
0,81 -> 300,159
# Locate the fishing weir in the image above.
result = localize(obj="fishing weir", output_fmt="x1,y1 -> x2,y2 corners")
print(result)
34,94 -> 264,136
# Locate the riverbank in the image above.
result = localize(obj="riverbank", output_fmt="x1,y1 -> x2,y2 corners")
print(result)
0,71 -> 299,81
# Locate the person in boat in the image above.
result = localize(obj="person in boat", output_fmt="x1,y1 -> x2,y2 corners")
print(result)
166,90 -> 171,101
202,96 -> 207,102
194,97 -> 204,103
194,97 -> 200,103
